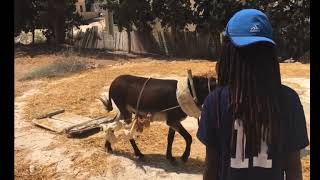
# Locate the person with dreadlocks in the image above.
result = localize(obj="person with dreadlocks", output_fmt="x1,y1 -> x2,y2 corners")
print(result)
197,9 -> 309,180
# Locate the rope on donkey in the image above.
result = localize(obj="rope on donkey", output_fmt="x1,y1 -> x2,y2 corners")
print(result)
130,77 -> 152,134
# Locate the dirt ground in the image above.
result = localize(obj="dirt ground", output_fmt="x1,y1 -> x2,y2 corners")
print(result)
14,47 -> 310,180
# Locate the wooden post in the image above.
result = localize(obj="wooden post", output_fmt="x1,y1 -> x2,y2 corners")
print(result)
105,9 -> 109,33
71,27 -> 73,43
108,10 -> 114,37
32,28 -> 35,44
127,30 -> 132,53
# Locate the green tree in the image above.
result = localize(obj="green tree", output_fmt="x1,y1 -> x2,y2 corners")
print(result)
193,0 -> 244,57
100,0 -> 155,52
14,0 -> 43,44
85,0 -> 95,11
151,0 -> 194,55
152,0 -> 194,32
45,0 -> 82,44
15,0 -> 82,44
246,0 -> 310,59
193,0 -> 309,59
101,0 -> 154,32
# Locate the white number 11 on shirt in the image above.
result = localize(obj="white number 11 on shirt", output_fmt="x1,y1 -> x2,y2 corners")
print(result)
231,119 -> 272,169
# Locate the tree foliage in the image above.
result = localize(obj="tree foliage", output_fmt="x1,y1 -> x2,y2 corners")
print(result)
100,0 -> 155,32
152,0 -> 194,31
14,0 -> 43,43
193,0 -> 310,58
15,0 -> 82,44
85,0 -> 95,11
249,0 -> 310,58
193,0 -> 243,33
15,0 -> 309,58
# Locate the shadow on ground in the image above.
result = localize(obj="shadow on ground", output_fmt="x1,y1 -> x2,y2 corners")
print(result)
111,150 -> 204,175
300,147 -> 310,158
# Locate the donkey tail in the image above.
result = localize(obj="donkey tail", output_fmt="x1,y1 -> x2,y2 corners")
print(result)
99,94 -> 113,112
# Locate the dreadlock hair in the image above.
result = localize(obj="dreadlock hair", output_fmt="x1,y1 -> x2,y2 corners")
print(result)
217,37 -> 282,156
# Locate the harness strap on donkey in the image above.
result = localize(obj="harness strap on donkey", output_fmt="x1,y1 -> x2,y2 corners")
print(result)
130,77 -> 181,133
130,77 -> 152,134
134,77 -> 152,117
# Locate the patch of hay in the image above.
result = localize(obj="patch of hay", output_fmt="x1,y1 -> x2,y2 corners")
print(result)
22,60 -> 215,121
19,53 -> 102,81
18,57 -> 309,178
302,155 -> 310,180
14,158 -> 59,180
280,63 -> 310,78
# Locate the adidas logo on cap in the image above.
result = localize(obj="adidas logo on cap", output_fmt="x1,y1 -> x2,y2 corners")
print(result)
250,24 -> 260,33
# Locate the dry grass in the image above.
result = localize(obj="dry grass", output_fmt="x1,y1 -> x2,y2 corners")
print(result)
22,60 -> 216,121
280,63 -> 310,78
19,53 -> 101,81
14,154 -> 59,180
21,60 -> 309,121
302,155 -> 310,180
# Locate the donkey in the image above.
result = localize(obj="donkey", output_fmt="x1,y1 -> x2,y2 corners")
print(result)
100,74 -> 216,162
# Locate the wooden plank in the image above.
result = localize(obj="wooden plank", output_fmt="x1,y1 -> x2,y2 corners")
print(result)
32,112 -> 93,133
65,117 -> 115,138
32,118 -> 75,133
36,108 -> 65,119
67,127 -> 101,138
51,112 -> 92,124
84,28 -> 92,48
64,116 -> 108,132
81,30 -> 90,48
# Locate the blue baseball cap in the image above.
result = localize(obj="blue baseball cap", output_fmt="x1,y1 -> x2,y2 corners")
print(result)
226,9 -> 275,47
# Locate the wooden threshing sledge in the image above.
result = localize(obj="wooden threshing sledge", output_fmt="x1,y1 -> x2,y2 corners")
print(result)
32,108 -> 116,138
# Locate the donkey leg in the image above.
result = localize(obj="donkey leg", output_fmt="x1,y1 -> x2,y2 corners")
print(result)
114,101 -> 132,124
171,122 -> 192,162
129,139 -> 144,159
105,140 -> 113,153
102,113 -> 123,154
166,127 -> 176,162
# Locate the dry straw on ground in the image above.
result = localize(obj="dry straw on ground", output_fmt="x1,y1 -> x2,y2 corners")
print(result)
15,52 -> 310,179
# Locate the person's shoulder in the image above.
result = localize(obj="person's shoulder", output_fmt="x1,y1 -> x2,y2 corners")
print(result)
281,84 -> 300,101
210,85 -> 229,95
203,85 -> 229,106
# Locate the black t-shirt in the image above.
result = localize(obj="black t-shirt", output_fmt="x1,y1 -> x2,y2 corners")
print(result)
197,85 -> 309,180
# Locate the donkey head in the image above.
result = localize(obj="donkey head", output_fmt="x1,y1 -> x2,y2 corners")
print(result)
189,76 -> 217,107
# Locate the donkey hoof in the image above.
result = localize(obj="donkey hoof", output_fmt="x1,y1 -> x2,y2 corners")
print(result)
134,154 -> 145,161
180,155 -> 189,163
167,158 -> 178,166
105,147 -> 113,154
166,156 -> 176,162
106,149 -> 113,154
